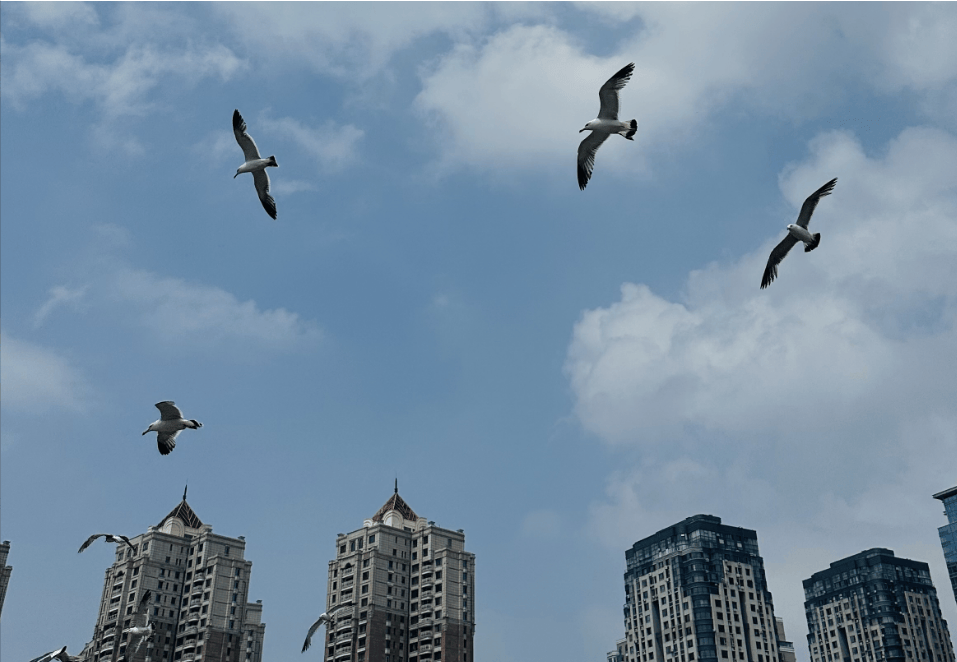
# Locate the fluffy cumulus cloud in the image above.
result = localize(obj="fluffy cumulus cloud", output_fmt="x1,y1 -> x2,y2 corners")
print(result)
213,3 -> 517,78
569,126 -> 957,615
103,266 -> 321,351
416,4 -> 957,177
259,116 -> 365,173
1,3 -> 244,117
0,332 -> 92,413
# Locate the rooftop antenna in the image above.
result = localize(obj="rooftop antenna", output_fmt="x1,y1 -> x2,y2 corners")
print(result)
183,483 -> 188,501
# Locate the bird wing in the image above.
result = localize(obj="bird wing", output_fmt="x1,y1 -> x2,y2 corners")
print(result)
79,534 -> 105,553
761,234 -> 799,289
233,109 -> 263,162
577,131 -> 610,190
133,590 -> 152,624
253,169 -> 277,219
795,177 -> 837,228
155,401 -> 183,420
302,615 -> 329,652
29,647 -> 67,662
597,62 -> 635,120
157,430 -> 181,455
118,535 -> 135,551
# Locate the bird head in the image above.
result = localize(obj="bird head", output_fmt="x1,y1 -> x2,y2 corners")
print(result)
580,120 -> 597,133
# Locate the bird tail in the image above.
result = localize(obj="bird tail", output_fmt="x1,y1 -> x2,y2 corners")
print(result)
188,419 -> 203,429
624,119 -> 638,141
268,155 -> 278,167
805,233 -> 821,252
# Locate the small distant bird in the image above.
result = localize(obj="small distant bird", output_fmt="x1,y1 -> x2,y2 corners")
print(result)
78,533 -> 135,553
29,647 -> 78,662
578,63 -> 638,190
761,178 -> 838,289
233,109 -> 278,219
143,401 -> 202,456
302,603 -> 354,653
123,590 -> 154,655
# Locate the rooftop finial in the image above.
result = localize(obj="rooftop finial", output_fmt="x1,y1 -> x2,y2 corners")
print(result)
183,484 -> 188,501
394,477 -> 398,495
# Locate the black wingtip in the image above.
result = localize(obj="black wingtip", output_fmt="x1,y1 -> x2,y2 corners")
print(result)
232,109 -> 245,132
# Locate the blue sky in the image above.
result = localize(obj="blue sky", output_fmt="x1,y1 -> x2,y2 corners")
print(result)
3,3 -> 957,661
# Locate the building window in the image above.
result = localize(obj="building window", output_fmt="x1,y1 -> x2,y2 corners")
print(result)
369,535 -> 376,544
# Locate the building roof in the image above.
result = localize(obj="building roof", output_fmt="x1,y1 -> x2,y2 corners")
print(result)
372,485 -> 418,523
933,485 -> 957,501
158,499 -> 203,529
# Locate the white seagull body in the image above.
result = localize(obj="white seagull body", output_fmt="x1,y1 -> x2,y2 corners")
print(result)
302,603 -> 354,653
29,647 -> 78,662
578,62 -> 638,190
142,401 -> 202,456
79,533 -> 135,553
233,109 -> 278,219
761,178 -> 837,289
122,590 -> 154,656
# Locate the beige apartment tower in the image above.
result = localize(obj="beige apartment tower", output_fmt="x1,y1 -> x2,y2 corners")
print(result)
803,548 -> 955,662
621,515 -> 790,662
80,493 -> 265,662
322,485 -> 475,662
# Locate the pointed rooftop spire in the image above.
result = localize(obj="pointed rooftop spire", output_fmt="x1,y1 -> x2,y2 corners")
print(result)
395,477 -> 398,495
183,484 -> 188,501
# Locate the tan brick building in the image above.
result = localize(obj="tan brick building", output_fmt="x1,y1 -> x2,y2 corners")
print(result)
321,486 -> 475,662
79,494 -> 265,662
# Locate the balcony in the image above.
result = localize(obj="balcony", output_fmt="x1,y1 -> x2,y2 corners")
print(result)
336,632 -> 353,644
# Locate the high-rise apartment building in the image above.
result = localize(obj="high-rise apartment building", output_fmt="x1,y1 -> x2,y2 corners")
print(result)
933,486 -> 957,607
322,485 -> 475,662
803,548 -> 955,662
774,618 -> 796,662
80,493 -> 266,662
0,540 -> 11,618
620,515 -> 787,662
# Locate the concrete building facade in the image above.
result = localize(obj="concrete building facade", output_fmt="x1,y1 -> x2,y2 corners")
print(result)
0,540 -> 11,619
803,548 -> 955,662
80,495 -> 265,662
932,486 -> 957,607
322,486 -> 475,662
620,515 -> 789,662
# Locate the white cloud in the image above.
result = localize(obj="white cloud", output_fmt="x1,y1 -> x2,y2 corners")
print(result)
0,332 -> 91,413
214,3 -> 499,78
1,38 -> 244,117
415,5 -> 957,178
259,116 -> 365,173
103,266 -> 321,352
570,125 -> 957,588
34,285 -> 88,327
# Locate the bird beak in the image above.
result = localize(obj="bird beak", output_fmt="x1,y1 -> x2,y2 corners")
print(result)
233,172 -> 239,178
142,429 -> 150,435
579,128 -> 586,133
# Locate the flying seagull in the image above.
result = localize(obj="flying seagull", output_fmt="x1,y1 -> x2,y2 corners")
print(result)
233,109 -> 278,219
122,590 -> 154,656
761,178 -> 838,289
302,603 -> 354,653
578,62 -> 638,190
143,401 -> 202,456
29,647 -> 78,662
78,533 -> 135,553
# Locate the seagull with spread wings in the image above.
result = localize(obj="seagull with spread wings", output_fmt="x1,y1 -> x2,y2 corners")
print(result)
29,647 -> 78,662
577,62 -> 638,190
302,603 -> 355,653
142,401 -> 202,456
122,590 -> 154,656
233,109 -> 278,219
761,178 -> 838,289
78,533 -> 135,553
